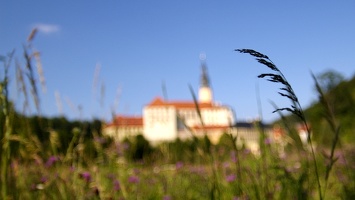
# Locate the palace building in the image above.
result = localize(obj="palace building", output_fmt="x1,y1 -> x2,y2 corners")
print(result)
142,59 -> 235,144
104,58 -> 235,144
103,58 -> 275,151
104,115 -> 143,141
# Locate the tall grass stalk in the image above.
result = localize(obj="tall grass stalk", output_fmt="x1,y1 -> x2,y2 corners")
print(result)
16,60 -> 30,113
255,81 -> 272,197
270,101 -> 304,152
312,73 -> 341,198
189,84 -> 220,199
24,47 -> 41,114
1,50 -> 15,199
236,49 -> 322,199
227,124 -> 243,196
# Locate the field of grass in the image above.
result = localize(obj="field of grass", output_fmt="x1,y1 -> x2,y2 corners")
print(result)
1,32 -> 355,199
3,134 -> 355,199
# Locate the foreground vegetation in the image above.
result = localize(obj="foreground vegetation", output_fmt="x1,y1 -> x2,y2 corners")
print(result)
1,32 -> 355,199
2,120 -> 355,199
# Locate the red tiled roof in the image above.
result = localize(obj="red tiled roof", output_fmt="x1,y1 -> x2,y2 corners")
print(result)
147,97 -> 216,109
106,115 -> 143,127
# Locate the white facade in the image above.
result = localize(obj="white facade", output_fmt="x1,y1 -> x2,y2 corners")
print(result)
142,97 -> 235,144
143,105 -> 177,143
102,58 -> 279,155
104,58 -> 240,144
104,125 -> 143,141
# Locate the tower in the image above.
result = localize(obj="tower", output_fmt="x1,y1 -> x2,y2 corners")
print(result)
198,55 -> 213,103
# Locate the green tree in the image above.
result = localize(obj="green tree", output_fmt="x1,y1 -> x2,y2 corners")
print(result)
316,69 -> 344,92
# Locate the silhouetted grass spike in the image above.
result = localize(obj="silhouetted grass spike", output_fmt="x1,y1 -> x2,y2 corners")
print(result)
256,58 -> 277,71
237,48 -> 323,200
258,73 -> 288,85
238,49 -> 299,117
278,92 -> 297,102
257,73 -> 274,78
272,107 -> 293,114
280,87 -> 293,94
235,49 -> 269,59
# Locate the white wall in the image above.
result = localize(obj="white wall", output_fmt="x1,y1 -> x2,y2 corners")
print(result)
103,126 -> 143,141
143,106 -> 177,142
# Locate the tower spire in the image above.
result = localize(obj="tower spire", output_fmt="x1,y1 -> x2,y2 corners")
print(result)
199,53 -> 209,87
198,53 -> 213,103
200,62 -> 210,87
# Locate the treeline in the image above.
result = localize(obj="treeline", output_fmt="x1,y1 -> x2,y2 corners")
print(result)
0,106 -> 103,160
123,133 -> 240,165
305,74 -> 355,145
275,71 -> 355,146
0,105 -> 242,165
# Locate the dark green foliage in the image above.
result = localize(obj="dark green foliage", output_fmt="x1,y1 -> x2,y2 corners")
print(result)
316,70 -> 344,93
164,138 -> 198,163
217,132 -> 234,151
305,74 -> 355,145
272,70 -> 355,145
4,113 -> 104,159
127,135 -> 153,161
146,137 -> 215,164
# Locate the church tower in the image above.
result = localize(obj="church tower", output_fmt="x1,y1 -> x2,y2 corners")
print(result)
198,55 -> 213,103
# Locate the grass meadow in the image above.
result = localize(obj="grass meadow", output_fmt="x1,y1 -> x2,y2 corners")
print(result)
1,32 -> 355,199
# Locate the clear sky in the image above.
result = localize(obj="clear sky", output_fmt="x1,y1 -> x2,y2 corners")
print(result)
1,1 -> 355,123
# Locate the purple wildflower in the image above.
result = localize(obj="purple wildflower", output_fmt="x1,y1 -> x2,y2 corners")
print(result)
163,195 -> 172,200
230,151 -> 237,163
113,180 -> 121,191
243,148 -> 251,155
70,166 -> 76,172
264,138 -> 272,145
176,161 -> 184,170
40,176 -> 48,183
226,174 -> 236,182
94,136 -> 106,144
79,172 -> 91,183
128,175 -> 139,183
45,156 -> 59,167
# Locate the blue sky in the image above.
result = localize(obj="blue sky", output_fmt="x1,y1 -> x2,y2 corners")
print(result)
1,1 -> 355,123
